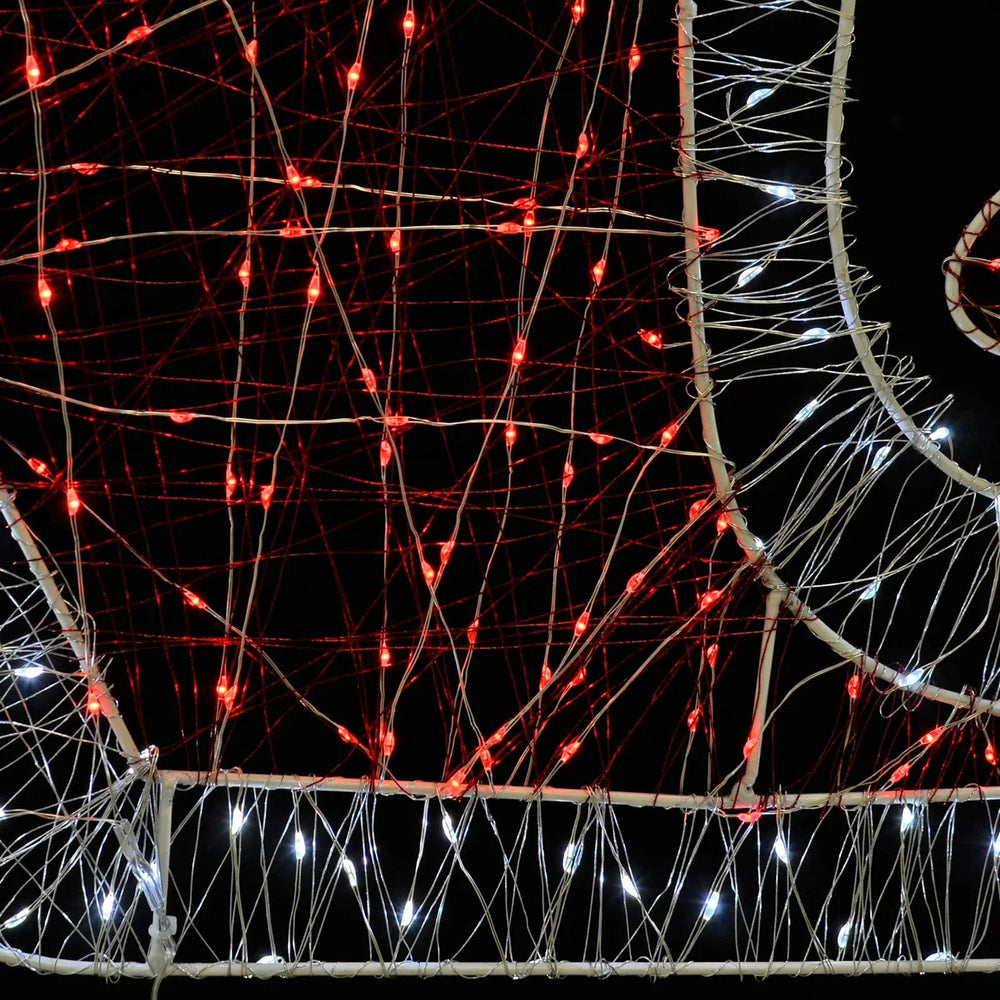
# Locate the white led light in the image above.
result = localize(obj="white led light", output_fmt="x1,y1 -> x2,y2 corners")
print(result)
736,263 -> 764,288
257,954 -> 284,965
837,922 -> 851,950
794,399 -> 819,422
773,836 -> 788,863
764,183 -> 794,200
992,834 -> 1000,856
925,950 -> 952,962
293,830 -> 306,860
897,669 -> 923,689
13,663 -> 43,679
929,427 -> 950,442
230,805 -> 245,834
860,578 -> 881,601
99,892 -> 115,922
803,326 -> 830,340
702,890 -> 720,920
620,871 -> 640,899
900,805 -> 915,831
2,908 -> 30,930
562,842 -> 583,875
340,858 -> 357,888
441,813 -> 458,845
400,899 -> 414,928
871,445 -> 891,470
745,87 -> 773,108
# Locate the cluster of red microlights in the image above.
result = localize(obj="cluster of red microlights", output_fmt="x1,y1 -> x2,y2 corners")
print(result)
19,0 -> 982,795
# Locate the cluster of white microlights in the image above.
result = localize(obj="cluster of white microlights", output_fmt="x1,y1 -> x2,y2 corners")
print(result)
207,803 -> 979,963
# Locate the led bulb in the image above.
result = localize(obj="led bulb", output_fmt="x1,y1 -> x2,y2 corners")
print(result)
620,871 -> 640,899
745,87 -> 773,108
897,669 -> 922,689
100,893 -> 115,922
773,836 -> 788,863
702,890 -> 720,920
294,830 -> 306,860
562,842 -> 583,875
837,922 -> 851,950
736,263 -> 763,288
628,44 -> 641,72
2,908 -> 30,930
400,899 -> 414,927
803,326 -> 829,340
929,426 -> 950,442
403,9 -> 416,38
14,664 -> 43,679
794,399 -> 819,422
900,805 -> 915,830
860,578 -> 881,601
347,62 -> 361,89
872,445 -> 891,470
764,184 -> 794,200
442,813 -> 458,845
340,858 -> 357,888
231,805 -> 245,834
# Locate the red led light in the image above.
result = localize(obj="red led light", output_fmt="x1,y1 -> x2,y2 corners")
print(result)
539,663 -> 552,689
440,540 -> 454,563
699,589 -> 722,611
87,689 -> 101,714
696,226 -> 721,244
920,727 -> 943,747
403,9 -> 416,38
571,1 -> 585,24
422,559 -> 436,583
716,511 -> 730,534
743,735 -> 759,758
890,763 -> 910,784
575,132 -> 589,158
38,278 -> 52,308
846,675 -> 860,699
26,55 -> 41,88
568,665 -> 586,687
380,643 -> 391,667
238,258 -> 251,288
629,44 -> 641,73
72,162 -> 101,175
225,467 -> 237,501
168,411 -> 194,424
66,486 -> 81,516
307,273 -> 321,302
987,741 -> 997,765
589,431 -> 611,445
512,338 -> 527,365
591,258 -> 606,284
183,589 -> 205,609
562,461 -> 574,490
659,423 -> 679,447
27,457 -> 50,478
466,619 -> 479,645
625,570 -> 645,595
504,422 -> 517,447
687,706 -> 701,732
639,328 -> 662,348
55,238 -> 81,251
389,228 -> 402,254
279,225 -> 305,238
361,368 -> 377,393
125,26 -> 153,45
381,727 -> 396,758
444,769 -> 468,797
286,165 -> 302,188
559,739 -> 581,764
689,498 -> 709,520
347,62 -> 362,89
988,259 -> 1000,272
245,40 -> 258,65
379,438 -> 392,467
495,221 -> 522,235
574,611 -> 589,635
706,642 -> 719,668
336,724 -> 358,746
260,484 -> 274,510
523,209 -> 536,230
384,413 -> 409,429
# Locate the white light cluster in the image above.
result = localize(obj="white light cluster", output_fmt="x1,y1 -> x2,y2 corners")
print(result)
400,899 -> 415,928
230,805 -> 245,834
702,890 -> 720,920
763,183 -> 794,200
13,663 -> 43,679
562,842 -> 583,875
773,836 -> 788,863
900,806 -> 916,831
99,892 -> 115,922
620,871 -> 640,900
293,831 -> 306,860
